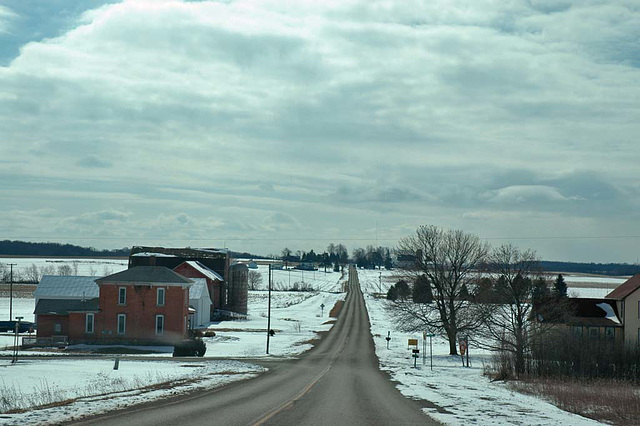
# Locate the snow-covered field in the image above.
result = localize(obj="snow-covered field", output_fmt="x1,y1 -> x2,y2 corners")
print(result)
358,269 -> 602,426
249,264 -> 345,292
0,257 -> 128,279
203,289 -> 345,358
0,359 -> 264,426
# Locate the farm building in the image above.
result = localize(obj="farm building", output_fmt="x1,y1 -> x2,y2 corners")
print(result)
129,246 -> 248,315
606,274 -> 640,345
33,267 -> 193,345
95,266 -> 192,344
188,278 -> 212,328
33,275 -> 101,343
174,261 -> 223,319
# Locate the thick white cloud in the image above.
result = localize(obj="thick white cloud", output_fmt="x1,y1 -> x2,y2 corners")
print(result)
0,0 -> 639,262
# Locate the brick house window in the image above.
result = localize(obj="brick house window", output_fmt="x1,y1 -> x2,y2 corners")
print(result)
54,323 -> 61,333
118,287 -> 127,305
86,313 -> 95,334
589,327 -> 599,340
117,314 -> 126,334
156,315 -> 164,335
157,288 -> 166,307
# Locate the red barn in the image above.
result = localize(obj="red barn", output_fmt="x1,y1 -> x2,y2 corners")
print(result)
174,261 -> 224,321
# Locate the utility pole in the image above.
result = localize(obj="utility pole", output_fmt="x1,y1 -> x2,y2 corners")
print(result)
266,264 -> 272,354
8,263 -> 17,321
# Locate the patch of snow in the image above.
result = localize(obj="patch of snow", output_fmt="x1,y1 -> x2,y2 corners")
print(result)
0,359 -> 263,425
596,302 -> 620,324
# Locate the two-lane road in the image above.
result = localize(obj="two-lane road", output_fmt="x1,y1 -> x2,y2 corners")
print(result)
75,267 -> 436,425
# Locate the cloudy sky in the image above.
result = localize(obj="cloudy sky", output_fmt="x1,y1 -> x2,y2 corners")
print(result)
1,0 -> 639,262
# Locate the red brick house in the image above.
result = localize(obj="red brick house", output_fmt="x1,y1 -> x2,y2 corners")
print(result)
95,266 -> 193,344
174,261 -> 223,320
34,276 -> 101,343
34,267 -> 193,345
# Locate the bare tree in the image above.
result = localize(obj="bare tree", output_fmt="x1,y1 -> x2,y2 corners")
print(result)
478,243 -> 560,377
57,264 -> 73,276
248,270 -> 263,290
392,225 -> 490,355
25,264 -> 40,283
41,265 -> 56,277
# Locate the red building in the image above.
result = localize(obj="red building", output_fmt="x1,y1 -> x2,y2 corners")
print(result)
95,267 -> 192,344
173,261 -> 224,320
34,267 -> 193,345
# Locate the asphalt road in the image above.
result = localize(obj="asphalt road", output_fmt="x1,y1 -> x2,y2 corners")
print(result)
74,267 -> 436,426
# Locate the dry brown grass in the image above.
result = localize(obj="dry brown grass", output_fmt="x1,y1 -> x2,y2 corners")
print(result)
328,300 -> 344,318
0,283 -> 36,298
508,377 -> 640,425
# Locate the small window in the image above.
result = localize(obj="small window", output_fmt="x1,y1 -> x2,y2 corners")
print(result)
54,323 -> 61,333
117,314 -> 126,334
589,327 -> 599,340
156,315 -> 164,335
118,287 -> 127,305
157,288 -> 166,306
86,313 -> 94,334
572,326 -> 582,337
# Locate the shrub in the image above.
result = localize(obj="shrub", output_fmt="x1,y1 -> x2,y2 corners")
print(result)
173,339 -> 206,357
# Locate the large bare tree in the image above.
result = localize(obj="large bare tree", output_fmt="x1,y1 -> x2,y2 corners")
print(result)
392,225 -> 490,355
479,243 -> 559,377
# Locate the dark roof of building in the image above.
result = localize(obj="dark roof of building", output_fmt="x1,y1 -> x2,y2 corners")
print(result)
606,274 -> 640,300
566,298 -> 622,327
95,266 -> 193,285
34,298 -> 99,315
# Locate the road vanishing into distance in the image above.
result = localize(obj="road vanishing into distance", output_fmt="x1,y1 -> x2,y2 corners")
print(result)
73,267 -> 436,426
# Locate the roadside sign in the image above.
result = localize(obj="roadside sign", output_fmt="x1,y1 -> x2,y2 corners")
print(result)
408,338 -> 418,347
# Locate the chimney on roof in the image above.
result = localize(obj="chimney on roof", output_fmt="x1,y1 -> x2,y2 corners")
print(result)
150,255 -> 156,266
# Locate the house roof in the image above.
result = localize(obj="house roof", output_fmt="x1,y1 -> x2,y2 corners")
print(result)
189,278 -> 209,300
34,275 -> 101,300
96,266 -> 193,285
566,298 -> 622,327
605,274 -> 640,300
34,298 -> 99,315
182,261 -> 223,281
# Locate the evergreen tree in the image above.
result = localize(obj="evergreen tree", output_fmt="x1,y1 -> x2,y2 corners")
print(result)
474,277 -> 494,302
553,274 -> 567,298
412,275 -> 433,303
531,277 -> 550,308
395,280 -> 411,299
384,248 -> 393,270
460,283 -> 470,300
386,285 -> 398,301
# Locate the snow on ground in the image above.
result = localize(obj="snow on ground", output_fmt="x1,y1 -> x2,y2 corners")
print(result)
203,289 -> 345,358
0,265 -> 347,423
250,264 -> 345,292
358,269 -> 601,426
0,359 -> 264,425
0,257 -> 128,279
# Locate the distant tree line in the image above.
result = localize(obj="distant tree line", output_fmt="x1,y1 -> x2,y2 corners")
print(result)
540,261 -> 640,276
277,243 -> 395,272
0,240 -> 129,257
